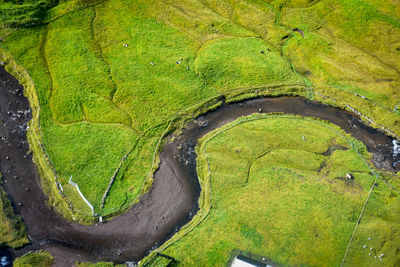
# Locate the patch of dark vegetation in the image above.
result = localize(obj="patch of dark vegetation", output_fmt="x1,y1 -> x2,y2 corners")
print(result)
0,0 -> 60,28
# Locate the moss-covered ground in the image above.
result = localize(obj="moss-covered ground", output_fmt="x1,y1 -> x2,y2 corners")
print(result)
13,251 -> 53,267
149,114 -> 399,266
0,0 -> 399,259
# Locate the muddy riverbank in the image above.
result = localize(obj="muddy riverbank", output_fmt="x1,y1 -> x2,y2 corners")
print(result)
0,65 -> 398,266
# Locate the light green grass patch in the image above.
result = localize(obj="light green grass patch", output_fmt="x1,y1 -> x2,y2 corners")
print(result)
101,134 -> 160,215
344,175 -> 400,267
94,2 -> 219,131
195,37 -> 303,92
44,121 -> 138,214
160,114 -> 376,266
46,7 -> 131,126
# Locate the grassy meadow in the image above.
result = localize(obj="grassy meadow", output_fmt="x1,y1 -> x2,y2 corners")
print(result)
344,173 -> 400,266
149,114 -> 399,266
0,0 -> 399,228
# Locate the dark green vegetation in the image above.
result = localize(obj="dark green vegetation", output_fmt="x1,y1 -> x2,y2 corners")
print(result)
150,114 -> 399,266
0,186 -> 28,248
13,251 -> 53,267
0,0 -> 58,28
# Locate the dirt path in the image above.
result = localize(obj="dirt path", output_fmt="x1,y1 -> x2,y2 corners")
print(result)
0,66 -> 398,266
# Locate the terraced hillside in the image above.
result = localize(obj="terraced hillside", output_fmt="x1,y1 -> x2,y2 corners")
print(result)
0,0 -> 400,266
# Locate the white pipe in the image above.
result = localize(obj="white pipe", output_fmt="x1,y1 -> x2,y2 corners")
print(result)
69,176 -> 94,216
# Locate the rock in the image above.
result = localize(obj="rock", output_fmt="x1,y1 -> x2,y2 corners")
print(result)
345,173 -> 353,180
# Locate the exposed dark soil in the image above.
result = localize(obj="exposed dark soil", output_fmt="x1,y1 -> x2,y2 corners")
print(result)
0,65 -> 398,266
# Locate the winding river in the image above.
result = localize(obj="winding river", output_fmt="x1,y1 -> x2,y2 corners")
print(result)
0,66 -> 398,266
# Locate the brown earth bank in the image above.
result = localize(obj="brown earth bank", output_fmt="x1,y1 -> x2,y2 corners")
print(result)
0,65 -> 399,266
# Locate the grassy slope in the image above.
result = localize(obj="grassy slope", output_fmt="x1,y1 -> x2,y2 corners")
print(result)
0,0 -> 302,217
0,0 -> 399,220
0,187 -> 28,248
159,114 -> 399,266
0,0 -> 399,265
344,174 -> 400,266
277,0 -> 400,132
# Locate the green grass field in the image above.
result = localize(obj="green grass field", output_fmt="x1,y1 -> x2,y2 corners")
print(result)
0,0 -> 399,235
344,173 -> 400,266
147,114 -> 399,266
